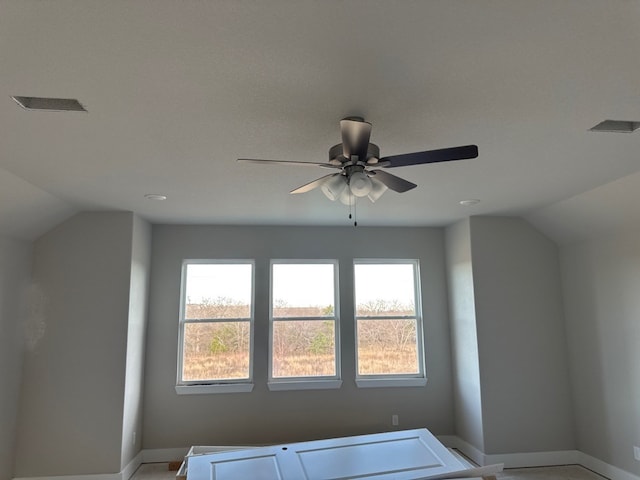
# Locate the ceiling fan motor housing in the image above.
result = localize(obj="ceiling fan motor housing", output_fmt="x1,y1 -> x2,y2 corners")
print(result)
329,143 -> 380,165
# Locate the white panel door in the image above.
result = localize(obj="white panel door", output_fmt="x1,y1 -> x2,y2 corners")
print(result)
187,428 -> 469,480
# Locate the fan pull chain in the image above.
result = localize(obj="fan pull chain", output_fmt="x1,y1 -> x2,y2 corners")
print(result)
347,192 -> 357,226
346,191 -> 357,226
354,197 -> 358,227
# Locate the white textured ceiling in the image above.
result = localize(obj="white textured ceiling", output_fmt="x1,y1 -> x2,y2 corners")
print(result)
1,1 -> 640,239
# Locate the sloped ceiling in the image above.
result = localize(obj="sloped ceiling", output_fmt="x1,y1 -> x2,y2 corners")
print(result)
527,170 -> 640,245
1,1 -> 640,240
0,167 -> 74,240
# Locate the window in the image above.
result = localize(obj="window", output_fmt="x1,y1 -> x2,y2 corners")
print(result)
354,260 -> 426,387
269,261 -> 341,390
177,261 -> 254,394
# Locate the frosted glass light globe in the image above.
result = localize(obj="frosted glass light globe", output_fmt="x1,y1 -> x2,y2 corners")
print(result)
349,171 -> 372,197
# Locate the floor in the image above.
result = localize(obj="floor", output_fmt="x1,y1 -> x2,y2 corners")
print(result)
131,462 -> 608,480
497,466 -> 607,480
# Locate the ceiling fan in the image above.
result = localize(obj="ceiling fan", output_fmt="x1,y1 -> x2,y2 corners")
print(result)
238,117 -> 478,204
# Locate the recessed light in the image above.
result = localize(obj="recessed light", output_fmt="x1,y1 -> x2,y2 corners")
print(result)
589,120 -> 640,133
11,96 -> 87,112
459,199 -> 480,206
144,194 -> 167,201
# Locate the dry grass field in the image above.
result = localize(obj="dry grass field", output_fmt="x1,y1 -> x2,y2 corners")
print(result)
183,348 -> 418,380
182,300 -> 419,381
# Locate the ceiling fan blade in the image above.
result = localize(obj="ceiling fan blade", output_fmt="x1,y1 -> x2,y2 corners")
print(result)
340,117 -> 372,162
381,145 -> 478,168
238,158 -> 339,169
370,170 -> 417,193
290,174 -> 338,194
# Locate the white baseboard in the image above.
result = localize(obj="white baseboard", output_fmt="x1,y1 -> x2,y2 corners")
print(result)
485,449 -> 581,468
14,475 -> 120,480
441,434 -> 581,469
576,451 -> 640,480
439,435 -> 640,480
13,450 -> 144,480
121,451 -> 143,480
141,447 -> 188,464
14,440 -> 640,480
439,435 -> 488,466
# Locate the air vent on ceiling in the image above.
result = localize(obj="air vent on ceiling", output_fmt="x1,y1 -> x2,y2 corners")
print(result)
589,120 -> 640,133
11,96 -> 87,112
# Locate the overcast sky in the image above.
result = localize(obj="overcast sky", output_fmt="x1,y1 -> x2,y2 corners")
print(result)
185,262 -> 416,307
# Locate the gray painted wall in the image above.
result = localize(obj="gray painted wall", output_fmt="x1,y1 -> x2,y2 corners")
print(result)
121,216 -> 152,469
143,225 -> 454,448
444,219 -> 485,452
469,216 -> 574,453
10,212 -> 631,475
14,212 -> 135,476
560,230 -> 640,475
0,236 -> 31,480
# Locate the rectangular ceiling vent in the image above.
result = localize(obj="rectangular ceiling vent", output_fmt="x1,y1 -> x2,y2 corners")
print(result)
589,119 -> 640,133
11,96 -> 87,112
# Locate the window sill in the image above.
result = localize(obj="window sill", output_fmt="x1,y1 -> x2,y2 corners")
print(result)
175,383 -> 254,395
267,379 -> 342,391
356,377 -> 427,388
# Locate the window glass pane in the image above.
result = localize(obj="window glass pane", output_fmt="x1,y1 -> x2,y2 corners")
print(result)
272,264 -> 335,317
272,320 -> 336,378
354,264 -> 416,317
357,319 -> 418,375
184,264 -> 252,319
182,322 -> 250,381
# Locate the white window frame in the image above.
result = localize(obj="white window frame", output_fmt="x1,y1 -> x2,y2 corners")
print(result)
268,259 -> 342,391
353,259 -> 427,388
176,259 -> 255,395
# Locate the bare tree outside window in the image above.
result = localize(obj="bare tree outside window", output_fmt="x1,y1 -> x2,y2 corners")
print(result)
179,262 -> 253,383
178,260 -> 424,386
354,262 -> 424,377
270,262 -> 339,380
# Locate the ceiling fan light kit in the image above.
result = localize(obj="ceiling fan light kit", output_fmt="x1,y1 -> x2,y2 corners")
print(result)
348,171 -> 373,197
339,187 -> 356,206
238,117 -> 478,206
320,174 -> 347,201
367,177 -> 388,203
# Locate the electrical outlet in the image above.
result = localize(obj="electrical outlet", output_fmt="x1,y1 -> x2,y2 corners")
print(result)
634,446 -> 640,461
392,414 -> 399,426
